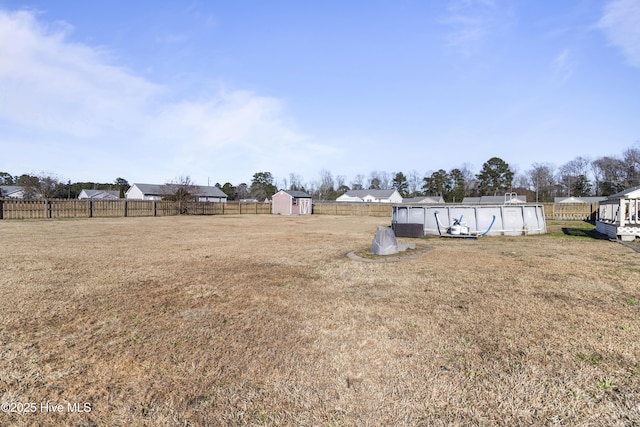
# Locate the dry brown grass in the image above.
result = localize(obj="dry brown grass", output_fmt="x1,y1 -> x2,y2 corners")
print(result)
1,215 -> 639,426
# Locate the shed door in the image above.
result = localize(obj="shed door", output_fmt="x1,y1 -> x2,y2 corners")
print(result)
299,199 -> 310,214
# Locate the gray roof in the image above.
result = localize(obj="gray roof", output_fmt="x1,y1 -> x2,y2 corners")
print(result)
0,185 -> 24,195
607,184 -> 640,200
132,183 -> 227,198
344,189 -> 398,198
283,190 -> 311,198
79,189 -> 120,199
462,195 -> 526,204
402,196 -> 444,204
554,196 -> 606,204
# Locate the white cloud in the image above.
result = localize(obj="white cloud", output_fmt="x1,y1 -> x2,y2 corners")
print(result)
552,48 -> 574,83
0,10 -> 161,138
0,9 -> 337,184
598,0 -> 640,67
441,0 -> 513,55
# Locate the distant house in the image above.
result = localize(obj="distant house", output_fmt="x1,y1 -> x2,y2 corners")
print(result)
336,189 -> 403,203
0,185 -> 26,199
462,195 -> 526,204
78,189 -> 120,200
402,196 -> 445,204
554,196 -> 606,204
272,190 -> 312,215
597,185 -> 640,241
125,183 -> 228,202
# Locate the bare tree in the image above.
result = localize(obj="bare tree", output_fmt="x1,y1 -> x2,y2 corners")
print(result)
592,156 -> 626,195
527,163 -> 556,202
557,157 -> 591,197
21,172 -> 64,199
622,146 -> 640,188
288,173 -> 304,191
458,163 -> 477,196
318,169 -> 337,200
378,171 -> 392,190
165,175 -> 197,213
368,171 -> 382,190
406,170 -> 422,197
235,183 -> 249,200
351,174 -> 364,190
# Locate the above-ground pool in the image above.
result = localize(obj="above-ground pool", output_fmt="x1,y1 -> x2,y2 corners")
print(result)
392,204 -> 547,237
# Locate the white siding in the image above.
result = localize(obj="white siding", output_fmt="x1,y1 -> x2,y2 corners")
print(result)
125,185 -> 146,200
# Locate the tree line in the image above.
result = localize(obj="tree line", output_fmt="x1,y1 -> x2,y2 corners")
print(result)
2,144 -> 638,202
239,145 -> 640,202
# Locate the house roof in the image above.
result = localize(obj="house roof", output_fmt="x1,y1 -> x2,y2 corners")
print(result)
0,185 -> 24,195
343,189 -> 398,199
282,190 -> 311,198
462,195 -> 527,204
554,196 -> 606,204
402,196 -> 444,204
607,185 -> 640,200
131,183 -> 227,198
79,189 -> 120,199
131,183 -> 167,196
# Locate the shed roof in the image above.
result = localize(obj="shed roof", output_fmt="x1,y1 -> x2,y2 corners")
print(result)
282,190 -> 311,198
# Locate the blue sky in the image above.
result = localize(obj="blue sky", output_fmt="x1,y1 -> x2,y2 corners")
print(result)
0,0 -> 639,187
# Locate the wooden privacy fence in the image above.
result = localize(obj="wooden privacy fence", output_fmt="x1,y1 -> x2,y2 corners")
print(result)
313,202 -> 598,220
0,199 -> 597,221
0,199 -> 272,220
542,202 -> 598,221
312,202 -> 393,217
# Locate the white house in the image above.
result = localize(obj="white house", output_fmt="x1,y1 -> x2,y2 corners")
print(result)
336,189 -> 403,203
596,185 -> 640,241
0,185 -> 26,199
78,189 -> 120,200
125,183 -> 227,202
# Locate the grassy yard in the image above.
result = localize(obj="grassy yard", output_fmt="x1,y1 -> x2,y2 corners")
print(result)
1,215 -> 639,426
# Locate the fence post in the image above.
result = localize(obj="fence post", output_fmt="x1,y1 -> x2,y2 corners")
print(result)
124,200 -> 128,217
153,201 -> 157,217
88,200 -> 93,218
45,199 -> 52,219
0,198 -> 3,220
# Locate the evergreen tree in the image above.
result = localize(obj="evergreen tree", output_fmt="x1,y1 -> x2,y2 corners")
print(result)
476,157 -> 513,196
392,172 -> 409,197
